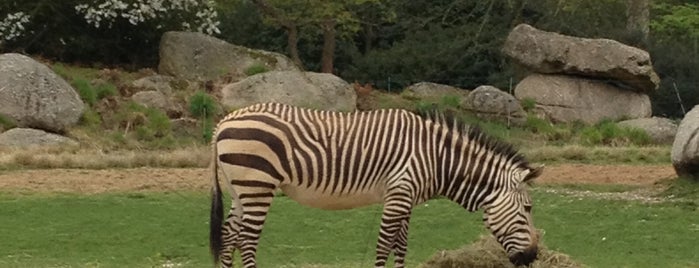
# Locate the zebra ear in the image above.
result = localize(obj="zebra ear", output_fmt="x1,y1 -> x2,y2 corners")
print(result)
523,164 -> 544,182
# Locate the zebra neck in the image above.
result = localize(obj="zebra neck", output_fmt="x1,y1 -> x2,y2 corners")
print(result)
437,146 -> 503,212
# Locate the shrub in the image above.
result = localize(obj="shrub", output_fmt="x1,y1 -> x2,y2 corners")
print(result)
94,82 -> 117,100
579,120 -> 652,146
73,78 -> 97,106
244,63 -> 270,76
112,101 -> 171,140
79,107 -> 102,128
524,115 -> 554,134
520,98 -> 537,111
0,114 -> 16,129
440,95 -> 461,109
189,91 -> 217,119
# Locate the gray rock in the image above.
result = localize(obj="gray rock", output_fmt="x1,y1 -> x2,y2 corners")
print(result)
132,75 -> 175,94
0,128 -> 78,148
158,31 -> 300,82
403,82 -> 470,99
503,24 -> 660,93
221,71 -> 356,112
671,105 -> 699,179
618,117 -> 678,144
462,85 -> 525,125
0,53 -> 85,133
132,91 -> 169,111
514,74 -> 651,124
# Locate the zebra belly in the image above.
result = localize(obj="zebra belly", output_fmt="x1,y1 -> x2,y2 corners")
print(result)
280,184 -> 384,210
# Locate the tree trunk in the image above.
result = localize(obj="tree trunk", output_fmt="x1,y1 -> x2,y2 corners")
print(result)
626,0 -> 650,46
252,0 -> 304,68
321,18 -> 336,73
363,24 -> 374,54
285,24 -> 303,68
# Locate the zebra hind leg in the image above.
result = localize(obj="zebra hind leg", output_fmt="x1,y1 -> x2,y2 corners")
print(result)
220,209 -> 242,268
236,190 -> 276,268
374,185 -> 414,268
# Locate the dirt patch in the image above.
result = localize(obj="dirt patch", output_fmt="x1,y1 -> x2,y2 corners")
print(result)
0,164 -> 676,194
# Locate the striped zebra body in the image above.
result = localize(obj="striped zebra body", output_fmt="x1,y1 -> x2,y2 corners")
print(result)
210,103 -> 542,268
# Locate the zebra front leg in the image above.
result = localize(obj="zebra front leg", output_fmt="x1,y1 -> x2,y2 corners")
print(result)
392,217 -> 411,268
375,186 -> 414,268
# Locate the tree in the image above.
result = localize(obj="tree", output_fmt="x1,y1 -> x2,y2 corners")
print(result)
627,0 -> 650,46
252,0 -> 388,73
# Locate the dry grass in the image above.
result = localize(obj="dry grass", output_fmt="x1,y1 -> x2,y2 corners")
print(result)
0,145 -> 209,169
420,235 -> 582,268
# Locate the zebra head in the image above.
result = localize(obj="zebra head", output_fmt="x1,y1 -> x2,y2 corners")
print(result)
482,164 -> 543,266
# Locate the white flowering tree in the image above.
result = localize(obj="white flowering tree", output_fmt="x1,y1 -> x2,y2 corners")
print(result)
0,0 -> 221,64
74,0 -> 220,35
0,12 -> 31,48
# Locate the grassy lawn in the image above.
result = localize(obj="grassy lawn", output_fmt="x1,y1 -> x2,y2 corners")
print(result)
0,187 -> 697,268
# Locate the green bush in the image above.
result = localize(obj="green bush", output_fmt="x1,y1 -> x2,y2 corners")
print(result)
579,120 -> 652,146
73,78 -> 97,106
188,91 -> 217,119
0,114 -> 17,129
79,107 -> 102,128
94,83 -> 117,100
524,115 -> 554,134
112,101 -> 171,141
440,95 -> 461,109
202,117 -> 215,142
520,98 -> 537,112
244,63 -> 270,76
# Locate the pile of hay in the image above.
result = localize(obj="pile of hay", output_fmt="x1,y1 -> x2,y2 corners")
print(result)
420,235 -> 582,268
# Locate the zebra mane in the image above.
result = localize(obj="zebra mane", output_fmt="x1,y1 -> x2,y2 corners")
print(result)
416,108 -> 528,167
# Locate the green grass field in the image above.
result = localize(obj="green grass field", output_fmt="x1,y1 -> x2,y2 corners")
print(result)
1,184 -> 697,268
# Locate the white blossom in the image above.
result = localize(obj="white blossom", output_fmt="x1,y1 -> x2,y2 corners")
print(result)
75,0 -> 220,34
0,12 -> 31,44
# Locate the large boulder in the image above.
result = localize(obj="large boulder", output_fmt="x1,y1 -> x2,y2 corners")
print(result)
462,85 -> 525,125
503,24 -> 660,93
0,128 -> 78,148
0,53 -> 85,133
158,31 -> 300,81
403,82 -> 470,99
221,71 -> 357,112
618,117 -> 678,144
514,74 -> 651,124
671,105 -> 699,179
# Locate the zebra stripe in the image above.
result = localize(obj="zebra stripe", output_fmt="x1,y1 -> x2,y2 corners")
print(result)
210,103 -> 542,268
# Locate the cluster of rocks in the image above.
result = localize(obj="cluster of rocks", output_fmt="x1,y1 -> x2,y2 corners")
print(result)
0,27 -> 697,179
0,53 -> 83,148
504,24 -> 658,124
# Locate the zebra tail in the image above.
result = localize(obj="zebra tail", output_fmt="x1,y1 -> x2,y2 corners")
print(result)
209,140 -> 224,265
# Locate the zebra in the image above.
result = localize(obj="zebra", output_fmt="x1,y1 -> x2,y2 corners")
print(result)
209,102 -> 543,268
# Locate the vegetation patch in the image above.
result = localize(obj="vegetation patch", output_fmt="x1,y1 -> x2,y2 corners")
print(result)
244,63 -> 270,76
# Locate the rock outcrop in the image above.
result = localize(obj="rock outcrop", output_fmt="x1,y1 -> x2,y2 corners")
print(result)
158,31 -> 300,82
503,24 -> 659,93
0,128 -> 78,148
462,85 -> 525,125
0,53 -> 85,133
514,74 -> 651,124
403,82 -> 470,99
503,24 -> 659,124
221,71 -> 357,112
671,105 -> 699,179
618,117 -> 677,144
